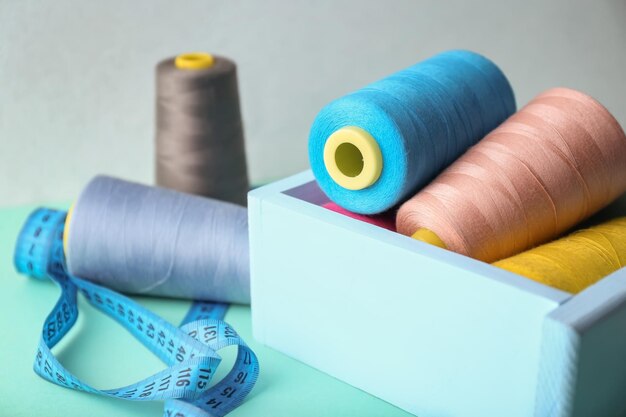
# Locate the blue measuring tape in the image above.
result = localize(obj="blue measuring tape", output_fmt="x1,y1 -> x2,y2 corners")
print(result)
14,208 -> 259,417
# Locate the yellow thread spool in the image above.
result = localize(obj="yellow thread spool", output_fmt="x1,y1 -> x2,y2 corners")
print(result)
323,126 -> 383,190
412,220 -> 626,294
175,52 -> 215,70
494,218 -> 626,293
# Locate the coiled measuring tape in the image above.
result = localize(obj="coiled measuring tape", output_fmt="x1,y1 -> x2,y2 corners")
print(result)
14,208 -> 259,417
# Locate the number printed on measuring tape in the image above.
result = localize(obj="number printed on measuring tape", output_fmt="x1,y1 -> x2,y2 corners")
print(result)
14,208 -> 259,417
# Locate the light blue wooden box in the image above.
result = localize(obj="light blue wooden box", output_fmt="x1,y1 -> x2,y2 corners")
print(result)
248,170 -> 626,417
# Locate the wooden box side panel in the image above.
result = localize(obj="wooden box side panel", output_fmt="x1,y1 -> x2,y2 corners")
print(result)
249,174 -> 565,417
535,269 -> 626,417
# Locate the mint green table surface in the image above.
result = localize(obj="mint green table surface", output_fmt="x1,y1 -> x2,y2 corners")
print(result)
0,204 -> 411,416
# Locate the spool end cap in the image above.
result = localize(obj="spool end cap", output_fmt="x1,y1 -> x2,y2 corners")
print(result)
412,228 -> 447,249
63,204 -> 74,255
175,52 -> 215,70
323,126 -> 383,191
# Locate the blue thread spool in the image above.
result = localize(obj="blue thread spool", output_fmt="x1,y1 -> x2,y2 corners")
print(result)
308,50 -> 516,214
65,176 -> 250,304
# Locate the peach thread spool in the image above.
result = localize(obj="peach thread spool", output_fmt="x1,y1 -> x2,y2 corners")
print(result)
397,87 -> 626,264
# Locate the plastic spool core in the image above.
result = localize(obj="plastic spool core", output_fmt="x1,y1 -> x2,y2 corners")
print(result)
63,204 -> 74,255
412,228 -> 447,249
175,52 -> 215,70
323,126 -> 383,190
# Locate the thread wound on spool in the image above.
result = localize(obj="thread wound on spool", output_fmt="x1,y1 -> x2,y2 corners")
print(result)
323,126 -> 382,190
397,87 -> 626,262
156,54 -> 249,206
494,217 -> 626,293
322,202 -> 396,231
66,176 -> 250,304
309,50 -> 516,214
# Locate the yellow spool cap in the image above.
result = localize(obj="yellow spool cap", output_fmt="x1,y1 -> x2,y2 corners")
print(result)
412,228 -> 447,249
175,52 -> 215,70
63,204 -> 74,255
323,126 -> 383,190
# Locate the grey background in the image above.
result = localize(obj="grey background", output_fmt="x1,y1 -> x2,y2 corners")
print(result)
1,0 -> 625,205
